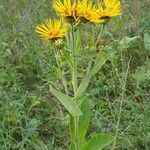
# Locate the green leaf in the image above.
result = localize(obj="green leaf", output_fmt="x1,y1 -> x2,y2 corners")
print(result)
50,86 -> 82,117
119,36 -> 138,49
76,51 -> 106,98
78,97 -> 91,140
79,138 -> 87,150
144,33 -> 150,50
82,134 -> 114,150
53,66 -> 62,79
78,97 -> 91,149
76,75 -> 91,99
91,51 -> 106,76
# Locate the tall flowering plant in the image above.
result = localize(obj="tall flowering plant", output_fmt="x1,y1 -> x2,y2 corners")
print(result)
35,0 -> 122,149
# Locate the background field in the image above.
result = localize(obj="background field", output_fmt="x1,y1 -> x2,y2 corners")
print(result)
0,0 -> 150,149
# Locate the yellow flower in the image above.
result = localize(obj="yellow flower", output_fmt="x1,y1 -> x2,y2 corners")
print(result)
96,0 -> 122,20
77,0 -> 104,24
35,19 -> 69,40
53,0 -> 79,21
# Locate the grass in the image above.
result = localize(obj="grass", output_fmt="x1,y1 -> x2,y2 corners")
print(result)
0,0 -> 150,149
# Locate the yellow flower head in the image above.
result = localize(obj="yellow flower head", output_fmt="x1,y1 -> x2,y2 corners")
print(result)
77,0 -> 104,24
96,0 -> 122,20
53,0 -> 79,21
35,19 -> 69,40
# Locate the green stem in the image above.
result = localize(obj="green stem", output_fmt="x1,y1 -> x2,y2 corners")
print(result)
70,23 -> 79,150
71,23 -> 78,94
74,116 -> 79,150
72,57 -> 78,95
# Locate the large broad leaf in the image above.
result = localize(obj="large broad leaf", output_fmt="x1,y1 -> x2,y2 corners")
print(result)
78,97 -> 91,140
76,51 -> 106,98
78,97 -> 91,149
82,133 -> 114,150
50,86 -> 82,117
70,97 -> 91,150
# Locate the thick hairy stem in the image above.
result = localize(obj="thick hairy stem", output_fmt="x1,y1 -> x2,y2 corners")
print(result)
70,23 -> 79,150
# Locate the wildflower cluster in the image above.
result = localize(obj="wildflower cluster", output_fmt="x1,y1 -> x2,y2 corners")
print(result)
35,1 -> 123,150
36,0 -> 122,41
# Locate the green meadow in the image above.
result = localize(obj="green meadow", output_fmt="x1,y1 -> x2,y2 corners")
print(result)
0,0 -> 150,149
